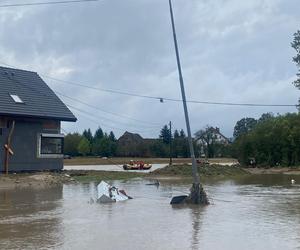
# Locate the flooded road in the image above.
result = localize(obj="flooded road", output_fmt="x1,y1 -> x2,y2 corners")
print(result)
63,163 -> 167,173
1,174 -> 300,250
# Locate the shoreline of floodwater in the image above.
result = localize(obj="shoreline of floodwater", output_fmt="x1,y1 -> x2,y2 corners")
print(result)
1,165 -> 300,189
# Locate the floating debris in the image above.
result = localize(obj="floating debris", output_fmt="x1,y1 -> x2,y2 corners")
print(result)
146,180 -> 160,186
170,195 -> 188,204
97,181 -> 132,203
170,184 -> 209,205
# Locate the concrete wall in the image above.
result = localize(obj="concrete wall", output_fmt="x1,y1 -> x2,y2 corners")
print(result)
0,119 -> 63,172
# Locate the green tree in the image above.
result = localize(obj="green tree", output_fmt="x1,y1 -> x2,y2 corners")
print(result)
159,125 -> 171,144
77,137 -> 91,156
179,129 -> 186,138
291,30 -> 300,108
109,131 -> 116,142
195,126 -> 218,158
94,127 -> 104,141
172,136 -> 189,158
92,131 -> 117,156
258,113 -> 274,123
173,129 -> 180,138
232,113 -> 300,166
83,129 -> 93,143
150,140 -> 168,157
233,117 -> 257,138
292,30 -> 300,89
64,133 -> 83,156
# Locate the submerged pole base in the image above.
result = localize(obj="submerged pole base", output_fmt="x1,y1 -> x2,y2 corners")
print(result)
186,183 -> 209,205
170,183 -> 209,205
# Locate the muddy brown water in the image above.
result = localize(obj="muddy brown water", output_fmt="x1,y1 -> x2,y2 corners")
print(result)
1,174 -> 300,250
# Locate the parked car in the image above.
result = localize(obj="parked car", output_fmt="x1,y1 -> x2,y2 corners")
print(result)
63,155 -> 72,159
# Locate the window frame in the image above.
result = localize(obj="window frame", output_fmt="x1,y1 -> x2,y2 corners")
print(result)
9,94 -> 24,104
37,133 -> 64,158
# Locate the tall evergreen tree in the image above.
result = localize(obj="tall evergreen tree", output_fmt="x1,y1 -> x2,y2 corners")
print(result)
83,128 -> 93,143
179,129 -> 186,138
174,129 -> 180,138
109,131 -> 116,142
159,125 -> 171,144
94,127 -> 104,141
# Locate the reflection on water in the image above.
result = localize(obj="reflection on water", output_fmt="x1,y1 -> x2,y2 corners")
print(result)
0,186 -> 63,249
1,175 -> 300,250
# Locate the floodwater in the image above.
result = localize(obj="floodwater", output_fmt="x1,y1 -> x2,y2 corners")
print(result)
63,163 -> 166,173
1,175 -> 300,250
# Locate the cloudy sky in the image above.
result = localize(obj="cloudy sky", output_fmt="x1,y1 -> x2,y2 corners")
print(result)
0,0 -> 299,138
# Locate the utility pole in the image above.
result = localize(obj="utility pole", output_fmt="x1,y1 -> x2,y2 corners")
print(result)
168,0 -> 208,204
169,121 -> 172,166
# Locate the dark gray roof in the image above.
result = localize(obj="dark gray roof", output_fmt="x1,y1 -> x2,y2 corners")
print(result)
0,66 -> 77,122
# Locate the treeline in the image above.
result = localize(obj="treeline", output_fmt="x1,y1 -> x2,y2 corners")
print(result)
151,126 -> 198,158
64,128 -> 117,157
63,125 -> 199,158
231,113 -> 300,167
64,112 -> 300,167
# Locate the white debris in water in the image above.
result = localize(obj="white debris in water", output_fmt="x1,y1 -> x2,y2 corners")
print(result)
97,181 -> 131,203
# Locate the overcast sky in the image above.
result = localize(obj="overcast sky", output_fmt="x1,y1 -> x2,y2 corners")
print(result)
0,0 -> 299,138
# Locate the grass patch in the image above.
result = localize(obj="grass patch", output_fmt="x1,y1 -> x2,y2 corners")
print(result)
66,170 -> 144,183
150,164 -> 249,178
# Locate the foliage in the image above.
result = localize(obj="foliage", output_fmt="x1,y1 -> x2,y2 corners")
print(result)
258,112 -> 274,123
174,129 -> 180,138
77,137 -> 91,156
292,30 -> 300,89
172,132 -> 190,158
150,140 -> 169,157
64,133 -> 83,156
83,129 -> 93,143
94,127 -> 104,141
195,126 -> 229,158
109,131 -> 116,142
179,129 -> 186,138
233,118 -> 257,139
159,125 -> 172,144
232,113 -> 300,166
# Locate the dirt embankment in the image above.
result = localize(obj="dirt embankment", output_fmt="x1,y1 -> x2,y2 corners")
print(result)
0,172 -> 74,189
2,164 -> 299,189
64,157 -> 238,166
149,164 -> 249,180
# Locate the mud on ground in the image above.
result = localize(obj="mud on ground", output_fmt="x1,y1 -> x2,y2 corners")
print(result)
0,172 -> 74,189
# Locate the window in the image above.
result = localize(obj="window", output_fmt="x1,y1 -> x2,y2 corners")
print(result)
10,94 -> 24,103
38,134 -> 64,157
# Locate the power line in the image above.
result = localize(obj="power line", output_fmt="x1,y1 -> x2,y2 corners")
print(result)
0,65 -> 162,134
54,90 -> 161,127
63,98 -> 161,130
66,103 -> 159,134
0,0 -> 98,8
0,61 -> 297,108
0,61 -> 162,130
44,75 -> 161,101
44,75 -> 298,108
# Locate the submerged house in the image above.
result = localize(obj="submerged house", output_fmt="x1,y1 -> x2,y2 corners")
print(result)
0,66 -> 77,172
